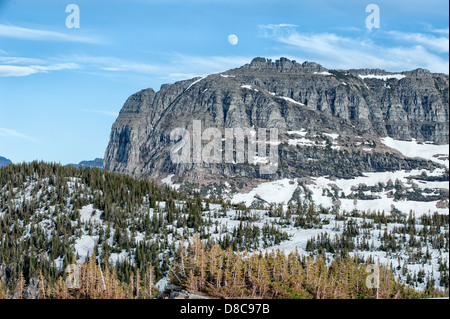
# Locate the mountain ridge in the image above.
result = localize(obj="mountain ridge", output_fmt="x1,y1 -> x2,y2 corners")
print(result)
0,156 -> 12,168
104,57 -> 449,184
67,158 -> 103,169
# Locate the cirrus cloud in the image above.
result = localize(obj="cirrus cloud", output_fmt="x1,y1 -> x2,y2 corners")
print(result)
0,65 -> 39,76
0,61 -> 80,77
0,24 -> 103,44
259,24 -> 449,74
0,128 -> 37,142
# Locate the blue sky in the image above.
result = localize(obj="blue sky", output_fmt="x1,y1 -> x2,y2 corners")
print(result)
0,0 -> 448,165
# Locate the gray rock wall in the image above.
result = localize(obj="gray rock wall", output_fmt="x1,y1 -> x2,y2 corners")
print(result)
104,58 -> 449,180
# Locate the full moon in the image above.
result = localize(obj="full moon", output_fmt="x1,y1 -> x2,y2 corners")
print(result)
228,34 -> 239,45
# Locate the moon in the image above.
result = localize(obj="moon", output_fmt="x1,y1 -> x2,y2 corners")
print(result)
228,34 -> 238,46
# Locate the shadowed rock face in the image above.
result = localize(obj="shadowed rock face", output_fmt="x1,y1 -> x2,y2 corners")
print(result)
104,57 -> 449,181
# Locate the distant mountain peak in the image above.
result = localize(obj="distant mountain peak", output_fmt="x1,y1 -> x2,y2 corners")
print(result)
67,158 -> 103,169
0,156 -> 12,168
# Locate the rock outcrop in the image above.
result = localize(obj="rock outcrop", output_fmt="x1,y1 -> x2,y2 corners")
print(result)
157,284 -> 212,299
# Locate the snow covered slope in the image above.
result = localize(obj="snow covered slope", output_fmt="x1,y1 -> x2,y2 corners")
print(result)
381,137 -> 449,168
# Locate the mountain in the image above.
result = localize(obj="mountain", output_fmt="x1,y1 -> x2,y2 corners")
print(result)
67,158 -> 103,169
104,57 -> 449,188
0,156 -> 12,168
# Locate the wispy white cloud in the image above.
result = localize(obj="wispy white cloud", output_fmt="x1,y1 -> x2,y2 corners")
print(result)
167,54 -> 251,75
333,26 -> 364,32
430,28 -> 449,35
62,53 -> 252,82
0,24 -> 103,43
0,52 -> 251,80
75,54 -> 251,78
259,23 -> 299,30
31,63 -> 80,72
80,109 -> 119,117
0,65 -> 39,76
67,55 -> 160,74
101,67 -> 125,72
258,23 -> 298,38
421,24 -> 450,36
0,60 -> 80,77
387,30 -> 449,53
0,55 -> 133,77
165,72 -> 204,81
0,56 -> 47,64
0,128 -> 37,142
261,25 -> 449,74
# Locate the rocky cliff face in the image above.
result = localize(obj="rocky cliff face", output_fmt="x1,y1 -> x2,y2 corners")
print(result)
104,57 -> 449,182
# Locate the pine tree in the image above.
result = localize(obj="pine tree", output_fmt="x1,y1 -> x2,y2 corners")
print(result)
0,280 -> 6,299
54,276 -> 71,299
16,272 -> 26,299
38,270 -> 47,299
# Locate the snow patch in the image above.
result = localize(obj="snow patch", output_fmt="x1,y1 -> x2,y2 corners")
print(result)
162,174 -> 181,190
241,84 -> 258,92
358,74 -> 406,81
156,276 -> 169,292
185,76 -> 205,91
324,133 -> 339,140
75,235 -> 98,262
307,169 -> 449,216
281,96 -> 305,106
79,204 -> 102,224
314,71 -> 333,76
231,179 -> 297,206
287,129 -> 308,137
380,137 -> 449,168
